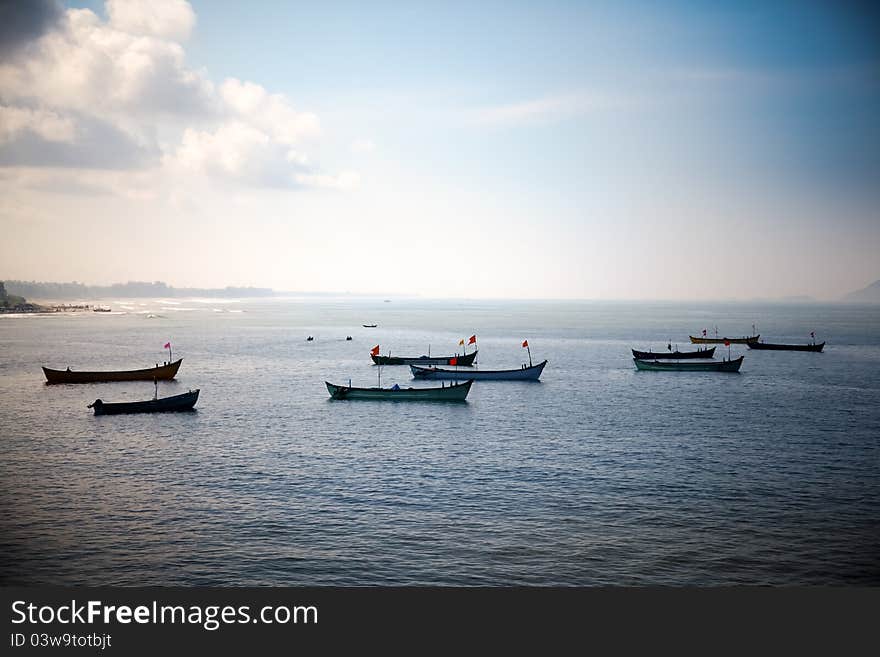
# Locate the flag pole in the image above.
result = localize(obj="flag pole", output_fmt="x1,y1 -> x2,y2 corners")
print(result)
527,344 -> 532,367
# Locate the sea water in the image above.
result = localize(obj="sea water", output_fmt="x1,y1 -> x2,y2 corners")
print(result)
1,298 -> 878,585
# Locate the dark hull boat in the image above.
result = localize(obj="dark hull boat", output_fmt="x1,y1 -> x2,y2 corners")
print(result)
631,347 -> 716,360
689,335 -> 759,345
634,356 -> 744,372
43,359 -> 183,384
411,360 -> 547,381
371,350 -> 477,366
326,379 -> 472,401
747,341 -> 825,352
88,389 -> 199,415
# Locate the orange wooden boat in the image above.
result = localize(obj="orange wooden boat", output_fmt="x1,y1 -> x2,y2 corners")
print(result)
43,359 -> 183,384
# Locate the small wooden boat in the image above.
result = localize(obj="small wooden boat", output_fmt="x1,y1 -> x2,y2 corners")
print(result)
690,335 -> 758,344
326,379 -> 472,401
43,359 -> 182,384
88,389 -> 200,415
747,341 -> 825,352
371,350 -> 478,366
631,347 -> 716,360
363,324 -> 377,328
411,360 -> 547,381
634,356 -> 744,372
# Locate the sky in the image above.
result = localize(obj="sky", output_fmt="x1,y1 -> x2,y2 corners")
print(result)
1,0 -> 878,300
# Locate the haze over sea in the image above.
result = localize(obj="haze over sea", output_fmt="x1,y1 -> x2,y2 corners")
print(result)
1,298 -> 878,585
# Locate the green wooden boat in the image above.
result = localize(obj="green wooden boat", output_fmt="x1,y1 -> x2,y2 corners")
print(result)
326,379 -> 473,401
633,356 -> 744,372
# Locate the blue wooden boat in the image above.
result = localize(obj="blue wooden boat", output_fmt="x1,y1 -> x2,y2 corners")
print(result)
410,360 -> 547,381
88,389 -> 200,415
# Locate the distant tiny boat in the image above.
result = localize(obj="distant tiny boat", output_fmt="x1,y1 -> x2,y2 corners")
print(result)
747,341 -> 825,352
346,336 -> 353,341
92,306 -> 111,312
88,389 -> 200,415
690,335 -> 758,344
372,350 -> 477,366
634,356 -> 744,372
326,379 -> 472,401
43,359 -> 182,384
363,324 -> 377,328
307,336 -> 314,341
411,360 -> 547,381
632,347 -> 716,360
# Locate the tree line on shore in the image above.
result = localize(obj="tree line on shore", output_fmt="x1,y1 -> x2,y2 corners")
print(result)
2,280 -> 276,300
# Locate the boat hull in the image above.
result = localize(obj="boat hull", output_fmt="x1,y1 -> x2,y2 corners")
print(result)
90,389 -> 199,415
43,359 -> 183,384
747,341 -> 825,352
410,360 -> 547,381
371,350 -> 477,366
326,380 -> 472,401
631,347 -> 716,360
634,356 -> 743,372
690,336 -> 758,344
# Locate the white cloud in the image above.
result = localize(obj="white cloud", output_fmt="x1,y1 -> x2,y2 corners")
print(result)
169,121 -> 310,186
293,171 -> 360,190
351,138 -> 376,153
0,1 -> 349,191
0,105 -> 76,144
106,0 -> 196,42
0,8 -> 215,127
470,92 -> 633,127
220,78 -> 320,145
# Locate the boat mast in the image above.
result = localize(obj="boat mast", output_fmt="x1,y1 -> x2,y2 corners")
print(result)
523,339 -> 532,367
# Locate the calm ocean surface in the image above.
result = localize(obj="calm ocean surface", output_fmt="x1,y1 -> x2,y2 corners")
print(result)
1,298 -> 878,585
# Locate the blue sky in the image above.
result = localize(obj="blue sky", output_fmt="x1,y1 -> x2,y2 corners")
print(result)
2,1 -> 879,298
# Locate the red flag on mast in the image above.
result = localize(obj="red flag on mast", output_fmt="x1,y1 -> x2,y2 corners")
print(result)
468,335 -> 476,345
370,345 -> 380,356
164,342 -> 171,349
522,340 -> 529,348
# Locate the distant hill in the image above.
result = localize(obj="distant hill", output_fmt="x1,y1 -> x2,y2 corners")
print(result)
844,279 -> 880,303
3,280 -> 276,300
